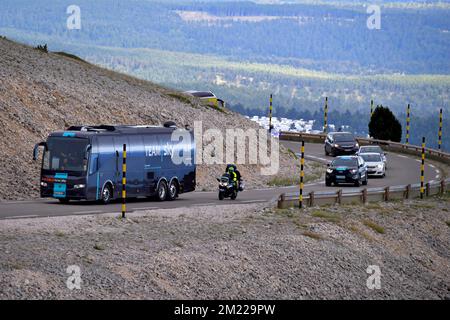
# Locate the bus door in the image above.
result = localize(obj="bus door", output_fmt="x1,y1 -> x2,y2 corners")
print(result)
127,135 -> 145,196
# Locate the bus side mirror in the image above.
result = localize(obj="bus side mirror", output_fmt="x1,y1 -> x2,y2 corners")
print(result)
33,142 -> 47,161
89,154 -> 99,175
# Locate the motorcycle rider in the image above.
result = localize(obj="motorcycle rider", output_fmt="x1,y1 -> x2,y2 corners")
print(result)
226,165 -> 239,192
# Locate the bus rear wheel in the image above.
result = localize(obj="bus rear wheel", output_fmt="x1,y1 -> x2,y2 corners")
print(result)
157,181 -> 168,201
167,180 -> 178,201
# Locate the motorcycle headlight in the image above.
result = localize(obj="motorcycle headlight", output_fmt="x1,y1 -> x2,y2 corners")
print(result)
350,169 -> 358,174
40,181 -> 48,187
355,143 -> 359,148
333,144 -> 339,148
326,168 -> 333,174
74,184 -> 85,189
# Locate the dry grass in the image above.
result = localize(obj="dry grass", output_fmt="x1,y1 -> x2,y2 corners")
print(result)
302,230 -> 323,240
363,219 -> 385,234
311,210 -> 341,223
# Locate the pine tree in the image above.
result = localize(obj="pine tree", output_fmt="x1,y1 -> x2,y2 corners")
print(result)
369,105 -> 402,142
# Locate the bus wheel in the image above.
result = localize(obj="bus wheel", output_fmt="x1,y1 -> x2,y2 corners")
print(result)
157,180 -> 168,201
167,180 -> 178,201
101,184 -> 112,204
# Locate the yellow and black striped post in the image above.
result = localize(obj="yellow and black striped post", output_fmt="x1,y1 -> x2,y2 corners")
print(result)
420,137 -> 425,199
323,97 -> 328,133
269,94 -> 273,132
370,99 -> 374,118
299,141 -> 305,208
406,104 -> 411,144
122,144 -> 127,218
438,108 -> 443,150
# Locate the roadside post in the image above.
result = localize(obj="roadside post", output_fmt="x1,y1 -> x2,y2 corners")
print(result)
420,137 -> 425,199
438,108 -> 443,150
299,141 -> 305,208
122,144 -> 127,218
323,97 -> 328,133
370,99 -> 374,118
269,94 -> 273,132
406,104 -> 411,145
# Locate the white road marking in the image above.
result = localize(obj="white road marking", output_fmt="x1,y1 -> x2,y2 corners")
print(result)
429,164 -> 435,168
305,155 -> 328,162
133,207 -> 159,211
73,210 -> 103,214
4,215 -> 39,219
398,155 -> 409,159
240,199 -> 268,203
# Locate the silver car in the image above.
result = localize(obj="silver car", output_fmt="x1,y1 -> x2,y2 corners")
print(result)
359,153 -> 385,177
358,145 -> 387,167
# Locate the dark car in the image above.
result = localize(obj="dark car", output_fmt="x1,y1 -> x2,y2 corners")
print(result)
325,132 -> 359,156
325,156 -> 368,187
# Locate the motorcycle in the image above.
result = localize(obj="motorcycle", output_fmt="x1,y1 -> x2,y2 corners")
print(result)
217,175 -> 238,200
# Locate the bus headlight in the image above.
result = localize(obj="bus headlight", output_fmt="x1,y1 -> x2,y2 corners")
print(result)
40,181 -> 48,187
74,184 -> 85,189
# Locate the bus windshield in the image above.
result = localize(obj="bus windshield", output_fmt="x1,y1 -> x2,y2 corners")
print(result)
43,137 -> 89,172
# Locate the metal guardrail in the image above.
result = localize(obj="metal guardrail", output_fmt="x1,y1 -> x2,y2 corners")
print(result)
278,132 -> 450,208
278,179 -> 449,209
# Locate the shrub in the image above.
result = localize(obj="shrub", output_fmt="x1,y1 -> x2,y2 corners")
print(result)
35,44 -> 48,53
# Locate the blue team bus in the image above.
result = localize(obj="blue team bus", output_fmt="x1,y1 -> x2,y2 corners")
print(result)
33,122 -> 196,204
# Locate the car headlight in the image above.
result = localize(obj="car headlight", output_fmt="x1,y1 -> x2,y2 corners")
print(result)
73,184 -> 85,189
326,168 -> 333,174
40,181 -> 48,187
377,164 -> 384,170
355,143 -> 359,148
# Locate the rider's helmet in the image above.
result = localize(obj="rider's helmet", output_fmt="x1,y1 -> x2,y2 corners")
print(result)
228,166 -> 235,173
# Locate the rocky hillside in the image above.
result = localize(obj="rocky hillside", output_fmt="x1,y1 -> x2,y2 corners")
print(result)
0,38 -> 314,201
0,195 -> 448,299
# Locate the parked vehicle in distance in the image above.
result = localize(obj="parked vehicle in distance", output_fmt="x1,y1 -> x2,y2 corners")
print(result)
184,90 -> 225,108
325,155 -> 368,187
33,122 -> 196,204
358,145 -> 387,166
359,153 -> 386,177
324,132 -> 359,156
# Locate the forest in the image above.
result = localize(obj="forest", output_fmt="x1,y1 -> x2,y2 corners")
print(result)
0,0 -> 448,149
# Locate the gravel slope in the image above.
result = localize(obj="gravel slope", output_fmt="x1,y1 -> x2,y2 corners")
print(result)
0,195 -> 448,299
0,38 -> 320,200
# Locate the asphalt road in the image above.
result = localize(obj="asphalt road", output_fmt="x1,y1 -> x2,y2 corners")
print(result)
0,142 -> 442,219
